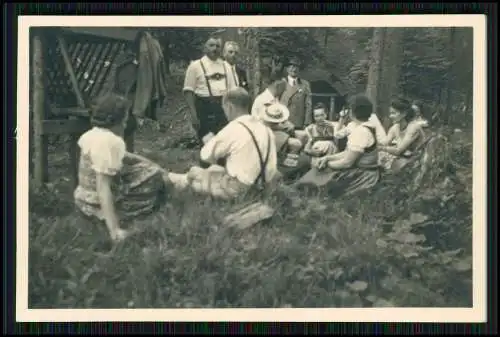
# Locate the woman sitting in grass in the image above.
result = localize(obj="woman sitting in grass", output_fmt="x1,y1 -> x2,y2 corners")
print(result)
303,102 -> 339,167
295,94 -> 381,197
377,97 -> 430,172
74,92 -> 170,242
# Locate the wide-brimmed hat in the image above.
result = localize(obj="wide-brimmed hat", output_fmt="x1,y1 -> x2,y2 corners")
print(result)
259,103 -> 290,124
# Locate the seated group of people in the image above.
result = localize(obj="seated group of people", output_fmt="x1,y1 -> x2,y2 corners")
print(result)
73,86 -> 432,243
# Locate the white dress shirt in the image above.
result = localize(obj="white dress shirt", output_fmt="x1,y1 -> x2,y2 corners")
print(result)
250,88 -> 277,119
183,55 -> 238,97
200,115 -> 278,186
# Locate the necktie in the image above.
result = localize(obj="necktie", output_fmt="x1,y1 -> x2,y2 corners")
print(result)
292,79 -> 297,86
233,66 -> 239,86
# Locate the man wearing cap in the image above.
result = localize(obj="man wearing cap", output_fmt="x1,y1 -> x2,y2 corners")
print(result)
183,37 -> 238,144
279,56 -> 313,130
223,41 -> 249,93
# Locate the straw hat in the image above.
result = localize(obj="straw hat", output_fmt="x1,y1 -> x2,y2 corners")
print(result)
259,103 -> 290,124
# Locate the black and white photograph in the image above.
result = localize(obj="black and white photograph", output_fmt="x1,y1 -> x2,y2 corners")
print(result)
18,15 -> 486,322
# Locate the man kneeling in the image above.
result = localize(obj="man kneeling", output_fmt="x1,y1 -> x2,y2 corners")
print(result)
168,88 -> 279,200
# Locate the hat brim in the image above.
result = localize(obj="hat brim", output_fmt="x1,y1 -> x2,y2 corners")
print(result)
259,110 -> 290,124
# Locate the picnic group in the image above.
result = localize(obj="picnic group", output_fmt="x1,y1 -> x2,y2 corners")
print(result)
73,36 -> 435,242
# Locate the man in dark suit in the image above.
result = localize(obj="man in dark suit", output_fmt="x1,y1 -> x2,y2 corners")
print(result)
279,56 -> 312,130
223,41 -> 249,93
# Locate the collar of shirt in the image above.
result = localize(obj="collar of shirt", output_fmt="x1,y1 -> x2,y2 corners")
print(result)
201,55 -> 224,65
288,76 -> 298,86
262,88 -> 276,103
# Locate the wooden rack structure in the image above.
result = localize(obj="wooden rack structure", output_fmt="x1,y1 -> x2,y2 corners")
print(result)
300,68 -> 351,120
31,27 -> 141,189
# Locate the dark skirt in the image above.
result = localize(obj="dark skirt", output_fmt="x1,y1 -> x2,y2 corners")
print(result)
194,95 -> 228,140
295,166 -> 380,197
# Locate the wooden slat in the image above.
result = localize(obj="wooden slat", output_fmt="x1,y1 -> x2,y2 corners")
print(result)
311,93 -> 337,97
41,119 -> 90,135
58,35 -> 86,108
61,27 -> 138,42
50,106 -> 91,117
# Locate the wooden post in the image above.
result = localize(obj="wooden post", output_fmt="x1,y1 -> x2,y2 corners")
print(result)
329,96 -> 335,120
32,31 -> 48,188
366,28 -> 404,130
58,33 -> 87,189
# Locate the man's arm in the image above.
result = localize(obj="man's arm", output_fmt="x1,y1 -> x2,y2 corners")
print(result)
200,124 -> 234,164
183,62 -> 200,129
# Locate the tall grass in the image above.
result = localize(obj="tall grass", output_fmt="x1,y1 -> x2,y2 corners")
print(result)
28,135 -> 473,308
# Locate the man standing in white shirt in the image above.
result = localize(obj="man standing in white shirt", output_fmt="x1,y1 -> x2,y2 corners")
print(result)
183,37 -> 238,144
167,88 -> 279,200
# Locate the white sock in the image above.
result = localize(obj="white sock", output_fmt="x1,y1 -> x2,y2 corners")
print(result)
167,173 -> 189,190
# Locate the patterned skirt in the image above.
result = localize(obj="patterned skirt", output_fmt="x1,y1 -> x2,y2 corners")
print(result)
74,153 -> 167,221
295,165 -> 381,197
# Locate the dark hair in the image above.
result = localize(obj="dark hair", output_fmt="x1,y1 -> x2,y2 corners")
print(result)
223,87 -> 251,110
349,94 -> 373,121
411,100 -> 428,119
313,102 -> 328,112
391,97 -> 415,120
90,92 -> 131,128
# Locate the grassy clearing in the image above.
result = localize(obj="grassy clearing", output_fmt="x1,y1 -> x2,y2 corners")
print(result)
28,105 -> 473,309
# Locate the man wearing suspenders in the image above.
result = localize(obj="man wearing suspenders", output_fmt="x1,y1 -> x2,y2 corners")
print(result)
183,37 -> 238,144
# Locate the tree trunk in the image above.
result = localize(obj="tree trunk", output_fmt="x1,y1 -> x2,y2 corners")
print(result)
243,28 -> 262,97
366,28 -> 404,129
32,31 -> 48,188
445,27 -> 457,125
222,28 -> 240,43
324,28 -> 330,48
163,33 -> 171,75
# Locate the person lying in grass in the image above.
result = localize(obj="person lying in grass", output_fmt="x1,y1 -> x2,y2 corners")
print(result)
295,94 -> 381,197
303,102 -> 339,167
167,87 -> 280,200
377,97 -> 430,172
74,92 -> 170,242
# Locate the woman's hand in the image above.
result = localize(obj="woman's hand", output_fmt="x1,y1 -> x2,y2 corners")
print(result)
316,156 -> 329,170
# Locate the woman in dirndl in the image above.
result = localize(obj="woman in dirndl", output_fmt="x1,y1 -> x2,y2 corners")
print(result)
295,94 -> 381,197
74,92 -> 170,242
377,97 -> 431,173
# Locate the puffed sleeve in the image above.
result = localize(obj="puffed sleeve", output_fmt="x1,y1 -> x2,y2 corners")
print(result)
183,60 -> 199,93
89,133 -> 126,176
346,126 -> 373,153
